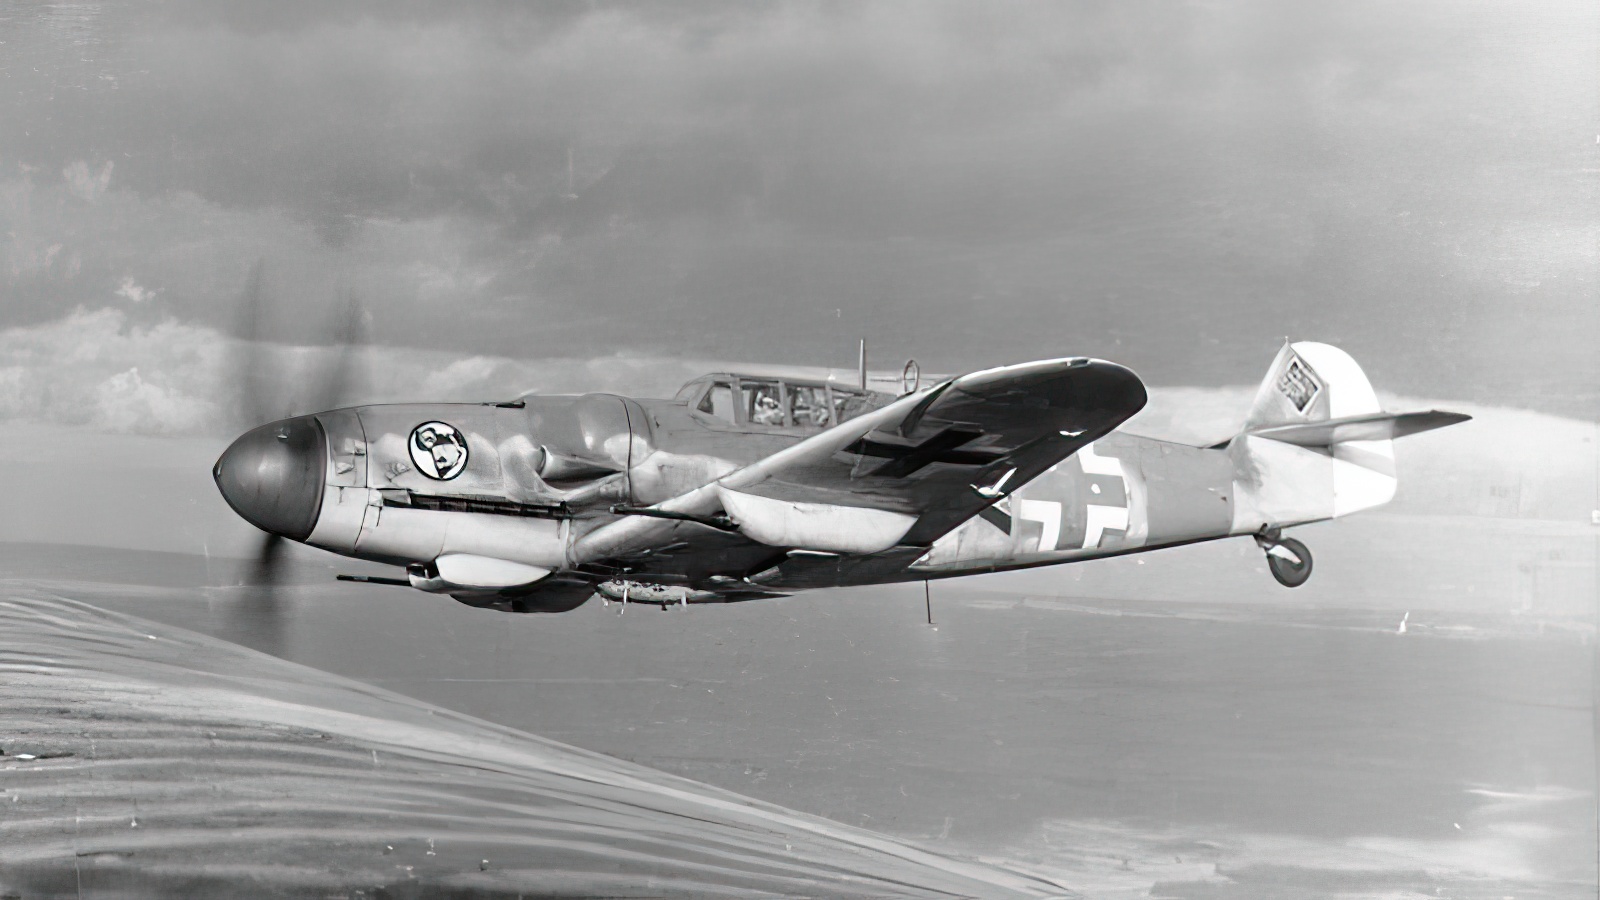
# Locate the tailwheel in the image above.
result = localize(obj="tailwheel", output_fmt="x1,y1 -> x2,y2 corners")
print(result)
1259,534 -> 1312,588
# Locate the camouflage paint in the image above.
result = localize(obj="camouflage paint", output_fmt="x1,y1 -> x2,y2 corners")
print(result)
912,433 -> 1235,576
215,344 -> 1466,607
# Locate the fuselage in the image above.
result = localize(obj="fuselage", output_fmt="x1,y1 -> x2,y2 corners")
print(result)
218,377 -> 1269,598
214,343 -> 1461,607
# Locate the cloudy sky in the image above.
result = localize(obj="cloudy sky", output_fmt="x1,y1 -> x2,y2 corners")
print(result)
2,0 -> 1595,432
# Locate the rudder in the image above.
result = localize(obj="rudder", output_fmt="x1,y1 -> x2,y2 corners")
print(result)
1228,341 -> 1398,533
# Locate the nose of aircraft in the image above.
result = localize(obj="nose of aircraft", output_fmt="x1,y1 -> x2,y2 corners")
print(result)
213,416 -> 327,542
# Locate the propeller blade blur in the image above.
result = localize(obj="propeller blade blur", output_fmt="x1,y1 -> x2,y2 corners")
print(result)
309,291 -> 368,414
232,258 -> 274,429
230,263 -> 370,430
231,532 -> 288,656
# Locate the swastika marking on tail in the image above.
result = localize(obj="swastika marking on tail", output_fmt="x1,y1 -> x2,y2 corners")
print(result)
1276,355 -> 1322,414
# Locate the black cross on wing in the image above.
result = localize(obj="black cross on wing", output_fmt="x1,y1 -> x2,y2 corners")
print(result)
842,425 -> 1007,478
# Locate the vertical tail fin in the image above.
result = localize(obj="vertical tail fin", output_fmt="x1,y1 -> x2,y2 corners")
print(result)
1244,340 -> 1384,431
1228,341 -> 1397,532
1227,341 -> 1467,535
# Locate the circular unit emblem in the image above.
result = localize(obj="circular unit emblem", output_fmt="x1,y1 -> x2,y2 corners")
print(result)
409,421 -> 470,480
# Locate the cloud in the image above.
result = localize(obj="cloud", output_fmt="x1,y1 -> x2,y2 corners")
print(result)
12,1 -> 1584,241
62,160 -> 113,202
1,2 -> 1594,415
93,366 -> 217,434
0,308 -> 717,435
0,309 -> 227,433
114,276 -> 154,303
0,307 -> 1587,523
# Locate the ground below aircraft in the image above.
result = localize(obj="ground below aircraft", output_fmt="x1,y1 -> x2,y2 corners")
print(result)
214,326 -> 1468,618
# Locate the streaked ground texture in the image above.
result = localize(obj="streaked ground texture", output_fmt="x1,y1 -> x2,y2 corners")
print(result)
0,593 -> 1072,899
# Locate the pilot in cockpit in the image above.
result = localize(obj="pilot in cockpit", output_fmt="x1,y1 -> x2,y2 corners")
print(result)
751,389 -> 784,426
790,385 -> 831,428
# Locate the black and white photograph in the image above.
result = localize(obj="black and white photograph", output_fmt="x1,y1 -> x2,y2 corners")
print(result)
0,2 -> 1595,897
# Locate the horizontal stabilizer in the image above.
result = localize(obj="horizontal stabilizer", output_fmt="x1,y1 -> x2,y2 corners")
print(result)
1239,410 -> 1470,447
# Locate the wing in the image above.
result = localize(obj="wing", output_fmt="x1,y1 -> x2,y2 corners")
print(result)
572,357 -> 1146,583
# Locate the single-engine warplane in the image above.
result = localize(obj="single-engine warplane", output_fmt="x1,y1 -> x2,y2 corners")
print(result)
216,325 -> 1468,616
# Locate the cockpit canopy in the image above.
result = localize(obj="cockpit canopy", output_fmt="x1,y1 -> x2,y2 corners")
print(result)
674,374 -> 885,433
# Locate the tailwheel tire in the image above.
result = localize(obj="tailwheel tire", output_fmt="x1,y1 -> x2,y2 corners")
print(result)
1266,537 -> 1312,588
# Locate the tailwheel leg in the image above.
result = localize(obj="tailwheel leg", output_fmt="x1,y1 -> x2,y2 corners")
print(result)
1255,529 -> 1313,588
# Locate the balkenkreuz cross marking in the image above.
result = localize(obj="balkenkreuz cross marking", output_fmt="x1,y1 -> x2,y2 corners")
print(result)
845,425 -> 1006,478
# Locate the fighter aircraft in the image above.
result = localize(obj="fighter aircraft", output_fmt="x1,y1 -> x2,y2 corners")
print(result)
214,308 -> 1469,617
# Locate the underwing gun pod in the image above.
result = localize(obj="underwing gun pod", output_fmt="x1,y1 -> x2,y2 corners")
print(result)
213,343 -> 1468,613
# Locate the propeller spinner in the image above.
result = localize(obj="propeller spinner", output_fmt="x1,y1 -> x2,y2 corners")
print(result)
213,416 -> 327,543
